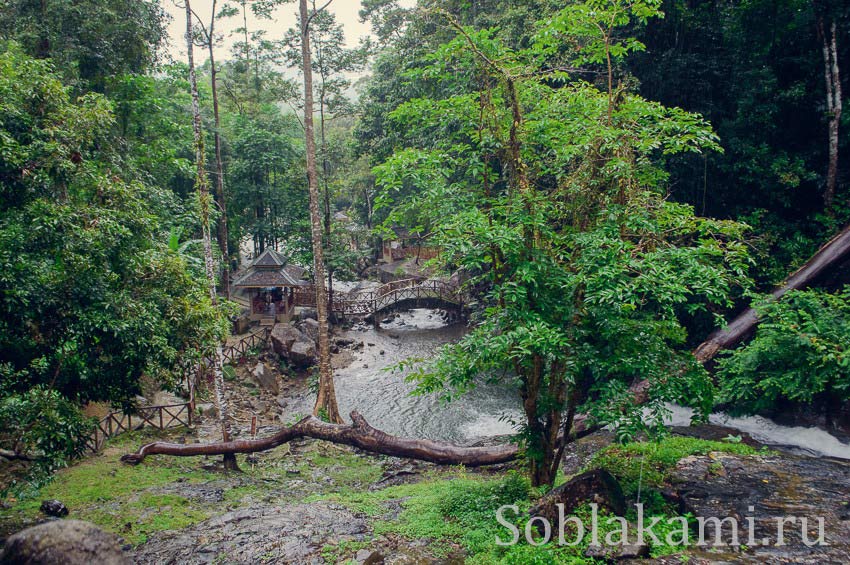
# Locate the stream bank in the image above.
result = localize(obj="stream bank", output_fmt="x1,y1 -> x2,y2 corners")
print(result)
3,307 -> 850,563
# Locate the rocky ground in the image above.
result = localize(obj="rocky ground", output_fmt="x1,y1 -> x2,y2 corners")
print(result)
3,322 -> 850,564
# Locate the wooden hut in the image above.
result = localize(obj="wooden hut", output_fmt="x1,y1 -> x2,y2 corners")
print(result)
232,248 -> 309,324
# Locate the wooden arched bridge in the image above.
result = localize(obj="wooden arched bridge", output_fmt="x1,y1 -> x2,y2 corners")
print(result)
294,278 -> 465,319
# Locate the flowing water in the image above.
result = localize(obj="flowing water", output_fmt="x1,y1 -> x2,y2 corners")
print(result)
664,404 -> 850,459
293,308 -> 522,443
297,305 -> 850,458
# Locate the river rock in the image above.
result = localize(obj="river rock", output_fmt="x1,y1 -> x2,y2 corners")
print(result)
0,519 -> 130,564
355,549 -> 384,564
299,308 -> 318,321
39,499 -> 68,518
196,403 -> 217,419
529,469 -> 626,528
250,363 -> 279,394
669,452 -> 850,561
301,318 -> 320,341
289,338 -> 317,368
584,542 -> 649,560
132,502 -> 367,564
270,323 -> 303,357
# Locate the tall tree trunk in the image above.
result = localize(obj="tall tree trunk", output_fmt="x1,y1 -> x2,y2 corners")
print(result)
818,17 -> 842,209
300,0 -> 342,424
320,90 -> 334,314
185,0 -> 238,470
207,1 -> 231,299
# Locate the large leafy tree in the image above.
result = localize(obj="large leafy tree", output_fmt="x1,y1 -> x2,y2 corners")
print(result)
0,0 -> 166,90
0,44 -> 223,409
225,108 -> 310,258
377,2 -> 752,486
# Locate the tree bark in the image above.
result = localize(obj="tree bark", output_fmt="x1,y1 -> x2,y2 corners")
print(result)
694,222 -> 850,363
204,0 -> 231,299
320,83 -> 334,314
300,0 -> 342,424
185,0 -> 238,471
121,411 -> 599,467
818,17 -> 842,209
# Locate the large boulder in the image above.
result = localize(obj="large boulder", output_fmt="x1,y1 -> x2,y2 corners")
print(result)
529,469 -> 626,528
270,324 -> 302,357
250,363 -> 279,395
289,338 -> 317,369
298,308 -> 318,321
301,318 -> 320,341
0,520 -> 130,564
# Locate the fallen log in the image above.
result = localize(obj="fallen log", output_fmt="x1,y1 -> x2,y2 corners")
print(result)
694,222 -> 850,363
120,384 -> 618,467
122,411 -> 520,466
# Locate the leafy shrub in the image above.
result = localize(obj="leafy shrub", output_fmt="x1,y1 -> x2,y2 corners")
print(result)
0,387 -> 95,494
717,287 -> 850,413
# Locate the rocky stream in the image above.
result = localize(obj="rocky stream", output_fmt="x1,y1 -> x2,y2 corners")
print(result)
2,307 -> 850,564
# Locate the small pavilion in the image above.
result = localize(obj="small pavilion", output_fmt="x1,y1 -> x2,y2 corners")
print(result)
232,248 -> 310,323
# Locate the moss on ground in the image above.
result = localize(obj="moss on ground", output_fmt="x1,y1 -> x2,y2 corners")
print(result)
586,435 -> 765,499
0,432 -> 768,562
0,427 -> 392,546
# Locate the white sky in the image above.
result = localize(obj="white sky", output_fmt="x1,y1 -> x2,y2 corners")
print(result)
163,0 -> 389,64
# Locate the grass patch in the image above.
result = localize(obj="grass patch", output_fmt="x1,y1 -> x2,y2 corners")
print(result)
320,539 -> 371,564
0,428 -> 217,544
586,435 -> 763,500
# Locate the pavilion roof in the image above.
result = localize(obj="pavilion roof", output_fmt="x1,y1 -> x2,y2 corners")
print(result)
232,249 -> 309,288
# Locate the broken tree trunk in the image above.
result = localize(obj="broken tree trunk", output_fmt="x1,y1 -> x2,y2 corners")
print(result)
123,411 -> 520,466
694,222 -> 850,363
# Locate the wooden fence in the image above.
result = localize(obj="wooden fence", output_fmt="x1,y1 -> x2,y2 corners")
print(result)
86,329 -> 273,453
87,402 -> 193,453
221,327 -> 271,365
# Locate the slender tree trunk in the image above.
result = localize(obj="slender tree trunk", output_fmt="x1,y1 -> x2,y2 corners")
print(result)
319,88 -> 334,313
300,0 -> 342,424
185,0 -> 238,470
818,17 -> 842,209
207,3 -> 231,299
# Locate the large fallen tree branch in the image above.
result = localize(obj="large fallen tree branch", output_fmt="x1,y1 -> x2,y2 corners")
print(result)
123,411 -> 521,466
694,222 -> 850,362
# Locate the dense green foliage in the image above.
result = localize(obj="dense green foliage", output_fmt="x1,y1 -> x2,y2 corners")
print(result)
380,1 -> 753,485
718,287 -> 850,413
0,45 -> 223,406
0,0 -> 166,89
0,43 -> 229,475
0,387 -> 94,492
629,0 -> 850,282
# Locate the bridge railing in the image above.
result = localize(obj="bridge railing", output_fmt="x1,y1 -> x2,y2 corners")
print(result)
285,278 -> 464,317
